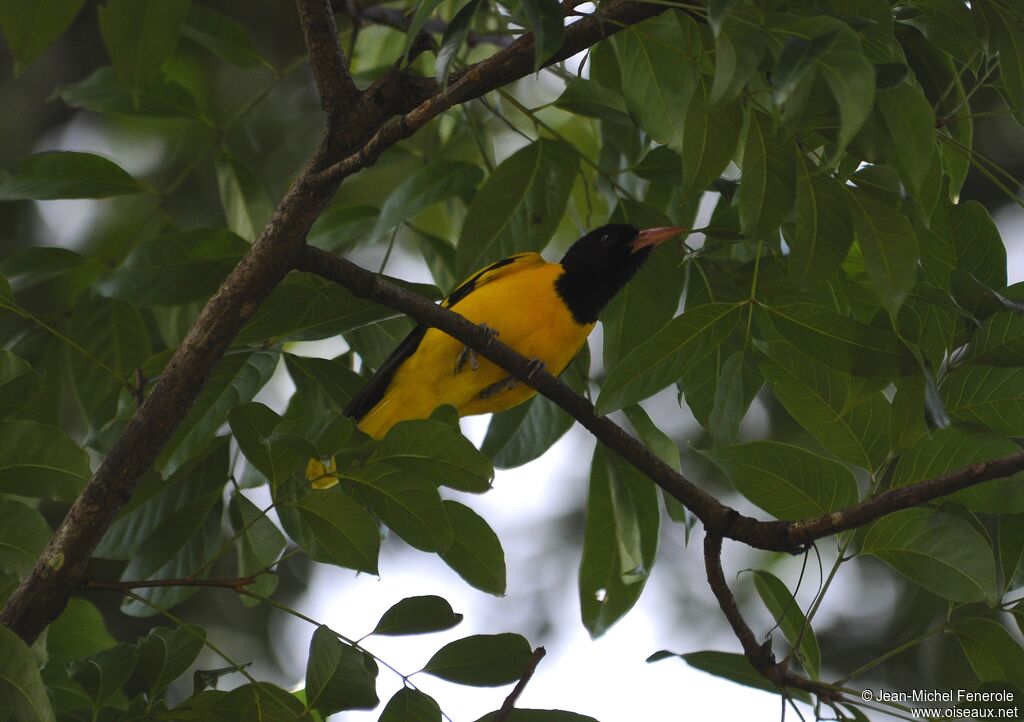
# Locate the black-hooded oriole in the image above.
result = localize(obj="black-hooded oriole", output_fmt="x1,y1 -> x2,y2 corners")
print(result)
343,224 -> 682,439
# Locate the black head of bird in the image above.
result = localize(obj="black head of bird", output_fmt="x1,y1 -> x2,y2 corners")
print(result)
555,223 -> 684,324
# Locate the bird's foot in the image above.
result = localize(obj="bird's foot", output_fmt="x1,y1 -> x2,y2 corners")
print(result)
454,325 -> 499,374
478,323 -> 499,347
525,358 -> 546,380
478,376 -> 518,399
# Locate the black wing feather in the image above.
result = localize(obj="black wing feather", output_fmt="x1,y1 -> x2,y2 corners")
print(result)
343,324 -> 428,421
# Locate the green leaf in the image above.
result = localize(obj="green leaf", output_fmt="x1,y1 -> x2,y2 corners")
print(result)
372,161 -> 482,241
0,420 -> 90,500
156,350 -> 278,475
100,228 -> 248,306
307,205 -> 378,252
96,439 -> 227,561
596,303 -> 742,414
1000,514 -> 1024,593
848,187 -> 919,314
57,66 -> 201,119
456,139 -> 578,277
422,633 -> 532,687
737,113 -> 796,241
0,625 -> 56,722
229,491 -> 286,576
682,650 -> 784,695
371,595 -> 463,636
370,419 -> 493,493
284,353 -> 364,415
0,152 -> 143,200
756,302 -> 914,379
554,78 -> 629,122
476,712 -> 599,722
949,200 -> 1006,293
116,444 -> 226,616
0,500 -> 51,579
890,427 -> 1024,514
790,155 -> 853,286
69,643 -> 137,708
0,0 -> 84,71
710,10 -> 766,106
292,489 -> 380,574
771,29 -> 838,106
438,500 -> 506,595
46,600 -> 115,662
579,444 -> 659,638
681,81 -> 743,197
987,3 -> 1024,121
906,0 -> 978,65
305,626 -> 378,714
380,687 -> 442,722
703,440 -> 859,520
481,345 -> 588,469
707,349 -> 762,445
344,462 -> 452,553
97,0 -> 190,91
402,0 -> 447,60
952,618 -> 1024,689
861,508 -> 997,603
138,626 -> 205,697
968,311 -> 1024,366
813,19 -> 875,158
0,350 -> 38,418
759,345 -> 889,472
942,366 -> 1024,435
751,570 -> 820,678
182,3 -> 268,69
229,402 -> 305,485
624,405 -> 694,529
215,152 -> 273,243
876,81 -> 936,195
236,273 -> 420,346
67,294 -> 151,429
612,11 -> 700,149
436,0 -> 484,86
520,0 -> 564,69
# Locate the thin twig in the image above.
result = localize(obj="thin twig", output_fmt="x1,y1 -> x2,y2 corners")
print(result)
703,533 -> 841,701
83,576 -> 259,593
495,647 -> 547,721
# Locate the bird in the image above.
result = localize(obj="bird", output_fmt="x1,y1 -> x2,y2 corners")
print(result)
342,223 -> 683,440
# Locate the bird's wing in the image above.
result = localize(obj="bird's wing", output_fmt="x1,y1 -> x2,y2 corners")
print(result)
343,252 -> 546,422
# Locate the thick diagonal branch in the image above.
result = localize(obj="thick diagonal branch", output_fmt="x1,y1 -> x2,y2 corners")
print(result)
296,246 -> 1024,553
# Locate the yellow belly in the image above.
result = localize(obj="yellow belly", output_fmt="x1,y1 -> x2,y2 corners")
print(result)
357,262 -> 593,439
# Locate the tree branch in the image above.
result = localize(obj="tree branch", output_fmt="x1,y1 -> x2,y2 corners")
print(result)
83,576 -> 259,593
296,0 -> 360,123
702,533 -> 841,700
495,647 -> 547,721
315,0 -> 666,185
295,245 -> 1024,553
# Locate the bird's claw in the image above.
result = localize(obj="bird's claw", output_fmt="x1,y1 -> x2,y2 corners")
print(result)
526,358 -> 546,380
455,325 -> 499,374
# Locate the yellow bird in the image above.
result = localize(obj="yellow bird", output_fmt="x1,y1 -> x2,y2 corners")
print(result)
345,224 -> 683,439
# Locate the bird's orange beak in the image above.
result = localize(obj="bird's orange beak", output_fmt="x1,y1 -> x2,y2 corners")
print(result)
630,226 -> 685,254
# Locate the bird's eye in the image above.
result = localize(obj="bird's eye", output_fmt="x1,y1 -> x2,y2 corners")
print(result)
599,233 -> 614,248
